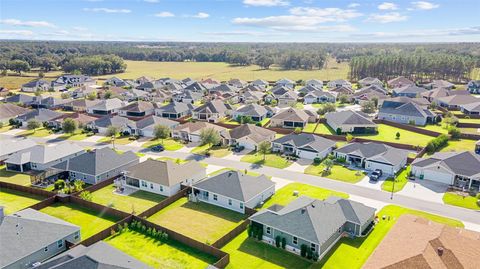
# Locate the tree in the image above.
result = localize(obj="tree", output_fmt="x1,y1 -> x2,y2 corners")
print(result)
361,100 -> 376,113
200,128 -> 221,152
294,127 -> 302,134
60,92 -> 70,99
257,141 -> 271,161
86,91 -> 97,100
322,157 -> 334,173
105,125 -> 120,137
153,124 -> 170,144
8,59 -> 30,74
104,90 -> 113,99
317,103 -> 336,115
396,131 -> 400,140
27,119 -> 41,133
338,94 -> 349,104
79,191 -> 92,201
62,118 -> 77,134
346,133 -> 354,142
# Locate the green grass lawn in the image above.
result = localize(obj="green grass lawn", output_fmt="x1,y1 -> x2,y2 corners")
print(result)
314,123 -> 335,135
147,197 -> 246,244
58,130 -> 91,141
458,118 -> 480,124
431,139 -> 477,155
459,127 -> 479,134
241,152 -> 292,169
443,192 -> 480,210
89,184 -> 166,214
40,203 -> 120,239
417,124 -> 449,134
0,165 -> 31,186
191,144 -> 232,157
303,123 -> 317,133
262,183 -> 349,209
17,127 -> 52,137
141,138 -> 184,151
259,117 -> 270,127
0,124 -> 14,133
357,124 -> 433,147
106,229 -> 217,269
305,164 -> 366,183
381,166 -> 410,193
0,188 -> 45,215
98,135 -> 133,145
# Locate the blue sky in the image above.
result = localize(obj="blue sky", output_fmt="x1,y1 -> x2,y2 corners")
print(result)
0,0 -> 479,42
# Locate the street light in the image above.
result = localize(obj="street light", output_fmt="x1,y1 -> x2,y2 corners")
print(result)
111,135 -> 116,150
390,169 -> 396,200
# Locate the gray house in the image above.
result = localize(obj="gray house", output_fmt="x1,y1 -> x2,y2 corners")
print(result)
89,115 -> 134,135
232,104 -> 269,122
272,133 -> 336,160
378,99 -> 436,126
192,100 -> 232,123
0,138 -> 36,162
155,101 -> 194,119
192,170 -> 275,213
0,208 -> 81,269
14,108 -> 63,127
325,110 -> 377,134
52,147 -> 139,184
249,196 -> 375,260
86,98 -> 126,115
130,115 -> 179,137
392,85 -> 427,98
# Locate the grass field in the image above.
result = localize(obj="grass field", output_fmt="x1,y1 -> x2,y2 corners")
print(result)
305,164 -> 366,183
17,127 -> 52,138
141,138 -> 184,151
147,197 -> 246,244
381,166 -> 410,193
432,139 -> 477,155
191,144 -> 231,157
98,135 -> 133,145
94,59 -> 350,82
303,123 -> 317,133
0,165 -> 32,186
314,123 -> 335,135
443,192 -> 480,210
241,152 -> 292,169
357,124 -> 434,147
0,188 -> 44,215
90,184 -> 166,214
40,203 -> 120,239
58,130 -> 92,141
417,124 -> 449,134
106,229 -> 217,269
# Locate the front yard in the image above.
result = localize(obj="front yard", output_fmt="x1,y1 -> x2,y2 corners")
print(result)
147,197 -> 246,244
443,192 -> 480,210
17,127 -> 52,137
240,152 -> 292,169
98,135 -> 133,145
305,163 -> 366,183
0,165 -> 32,186
381,166 -> 410,193
58,130 -> 92,141
106,229 -> 217,269
191,144 -> 232,158
89,184 -> 166,214
0,188 -> 45,215
142,138 -> 184,151
40,203 -> 120,239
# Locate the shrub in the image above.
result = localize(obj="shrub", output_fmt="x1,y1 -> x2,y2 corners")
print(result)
426,134 -> 449,154
447,126 -> 461,139
110,229 -> 117,237
313,157 -> 321,165
54,179 -> 65,190
306,248 -> 313,259
312,252 -> 319,261
281,237 -> 286,249
396,131 -> 400,140
275,236 -> 281,247
336,128 -> 342,135
346,133 -> 354,142
255,122 -> 262,127
79,191 -> 92,201
300,244 -> 307,257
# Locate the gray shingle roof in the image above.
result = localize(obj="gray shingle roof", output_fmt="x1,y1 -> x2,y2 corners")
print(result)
194,170 -> 274,202
325,110 -> 376,127
134,115 -> 178,130
271,108 -> 311,122
412,151 -> 480,177
93,115 -> 133,128
273,133 -> 336,153
235,104 -> 268,117
393,85 -> 427,95
193,100 -> 230,114
16,108 -> 63,122
0,138 -> 36,159
229,124 -> 276,143
6,143 -> 84,165
380,99 -> 434,118
0,103 -> 31,120
335,142 -> 409,166
157,101 -> 194,114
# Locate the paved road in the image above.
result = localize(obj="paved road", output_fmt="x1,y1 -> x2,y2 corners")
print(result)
4,134 -> 480,227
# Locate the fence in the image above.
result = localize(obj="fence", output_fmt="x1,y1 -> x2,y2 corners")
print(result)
79,215 -> 133,247
0,181 -> 56,198
458,133 -> 480,141
374,119 -> 442,137
457,122 -> 480,128
138,186 -> 190,218
73,176 -> 116,195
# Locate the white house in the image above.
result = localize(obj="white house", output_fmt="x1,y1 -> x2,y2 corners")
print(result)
272,133 -> 336,160
228,124 -> 276,150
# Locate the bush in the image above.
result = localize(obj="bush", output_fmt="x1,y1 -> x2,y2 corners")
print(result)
312,251 -> 319,261
336,128 -> 342,135
281,237 -> 286,249
54,179 -> 65,190
275,236 -> 281,247
306,248 -> 313,259
79,191 -> 92,201
313,157 -> 321,165
426,134 -> 449,154
300,244 -> 307,257
447,126 -> 461,139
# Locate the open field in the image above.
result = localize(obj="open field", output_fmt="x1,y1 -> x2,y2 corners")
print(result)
0,188 -> 44,215
106,229 -> 217,269
147,197 -> 245,244
40,203 -> 120,239
241,152 -> 292,169
142,138 -> 184,151
90,184 -> 166,214
381,166 -> 410,193
443,192 -> 480,210
94,60 -> 350,82
305,164 -> 366,183
0,165 -> 32,186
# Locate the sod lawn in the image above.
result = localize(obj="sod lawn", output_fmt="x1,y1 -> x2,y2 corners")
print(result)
97,135 -> 133,145
314,123 -> 335,135
381,166 -> 410,193
417,124 -> 449,134
305,164 -> 366,183
438,139 -> 476,153
303,123 -> 317,133
458,118 -> 480,124
147,197 -> 245,244
0,165 -> 32,186
357,124 -> 433,147
58,130 -> 91,141
0,188 -> 45,215
442,192 -> 480,210
17,127 -> 52,137
40,203 -> 120,239
240,152 -> 292,169
142,138 -> 184,151
90,184 -> 166,214
106,229 -> 217,269
191,144 -> 232,158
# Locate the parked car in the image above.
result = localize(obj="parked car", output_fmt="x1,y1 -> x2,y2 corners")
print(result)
370,169 -> 383,181
151,145 -> 165,152
233,145 -> 245,153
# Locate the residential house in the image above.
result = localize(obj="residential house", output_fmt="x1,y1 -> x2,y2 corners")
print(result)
5,94 -> 38,107
118,101 -> 156,118
378,98 -> 437,126
460,102 -> 480,115
191,100 -> 232,123
232,104 -> 269,122
305,79 -> 323,88
5,143 -> 85,172
192,170 -> 275,213
228,124 -> 276,150
61,99 -> 102,112
130,115 -> 179,137
155,101 -> 194,119
86,98 -> 126,115
70,85 -> 99,99
392,85 -> 427,98
0,208 -> 81,269
270,108 -> 317,129
467,80 -> 480,94
50,112 -> 98,129
325,110 -> 377,134
251,79 -> 269,89
21,79 -> 50,92
51,75 -> 95,90
53,147 -> 138,185
136,81 -> 156,92
239,90 -> 265,104
0,103 -> 30,124
104,76 -> 128,87
184,81 -> 208,93
122,159 -> 206,197
351,85 -> 388,104
434,94 -> 478,109
421,87 -> 469,102
330,85 -> 354,95
14,108 -> 63,127
334,142 -> 409,175
209,84 -> 238,95
269,86 -> 298,107
172,121 -> 229,143
37,241 -> 151,269
424,79 -> 455,90
135,76 -> 153,86
173,91 -> 203,104
275,78 -> 295,89
387,76 -> 415,88
149,88 -> 172,103
327,79 -> 352,89
228,78 -> 248,88
298,85 -> 322,96
303,90 -> 337,104
272,133 -> 336,160
90,115 -> 134,135
411,151 -> 480,190
358,77 -> 383,87
249,196 -> 375,260
0,138 -> 36,162
32,96 -> 71,109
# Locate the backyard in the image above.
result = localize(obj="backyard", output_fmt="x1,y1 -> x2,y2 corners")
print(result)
40,203 -> 120,239
381,166 -> 411,193
142,138 -> 184,151
357,124 -> 434,147
89,184 -> 166,214
147,197 -> 246,244
240,152 -> 292,169
443,192 -> 480,210
191,144 -> 232,158
305,163 -> 366,183
106,229 -> 217,269
313,123 -> 335,135
0,165 -> 32,186
0,188 -> 45,215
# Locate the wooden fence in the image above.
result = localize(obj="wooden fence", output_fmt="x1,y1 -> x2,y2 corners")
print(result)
73,176 -> 116,196
457,122 -> 480,128
0,181 -> 56,198
374,119 -> 442,137
79,215 -> 133,247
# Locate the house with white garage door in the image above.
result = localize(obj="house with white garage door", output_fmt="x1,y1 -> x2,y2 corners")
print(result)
272,133 -> 336,160
172,121 -> 229,143
229,124 -> 276,150
334,142 -> 408,175
411,151 -> 480,191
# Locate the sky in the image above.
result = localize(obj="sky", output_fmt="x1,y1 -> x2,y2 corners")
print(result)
0,0 -> 479,42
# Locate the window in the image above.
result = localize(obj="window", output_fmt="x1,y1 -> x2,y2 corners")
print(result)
266,226 -> 271,235
74,231 -> 80,239
213,194 -> 218,201
141,181 -> 147,187
150,183 -> 153,189
311,243 -> 316,252
228,199 -> 232,206
240,203 -> 244,209
44,247 -> 48,252
57,240 -> 63,248
160,186 -> 163,192
293,236 -> 298,245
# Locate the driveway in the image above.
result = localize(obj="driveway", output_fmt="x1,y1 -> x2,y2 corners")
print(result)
271,176 -> 293,190
82,135 -> 103,143
397,179 -> 448,204
2,128 -> 25,136
176,142 -> 200,153
285,159 -> 312,173
356,175 -> 383,190
224,148 -> 254,162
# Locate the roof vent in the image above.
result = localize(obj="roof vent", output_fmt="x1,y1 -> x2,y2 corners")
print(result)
437,247 -> 444,256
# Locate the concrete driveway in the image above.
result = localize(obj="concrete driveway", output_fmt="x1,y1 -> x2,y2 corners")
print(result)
82,135 -> 103,143
285,159 -> 312,173
397,179 -> 448,204
2,128 -> 25,136
356,175 -> 383,190
177,141 -> 200,153
224,148 -> 254,161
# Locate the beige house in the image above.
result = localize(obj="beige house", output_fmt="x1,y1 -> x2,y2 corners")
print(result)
270,108 -> 317,129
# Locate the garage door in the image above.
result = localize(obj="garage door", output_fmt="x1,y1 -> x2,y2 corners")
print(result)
239,141 -> 256,150
298,150 -> 318,160
425,170 -> 453,185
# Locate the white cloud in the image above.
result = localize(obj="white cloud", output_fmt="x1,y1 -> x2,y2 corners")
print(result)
348,3 -> 360,8
72,26 -> 88,31
155,11 -> 175,17
0,29 -> 34,36
366,12 -> 407,23
289,7 -> 362,21
203,31 -> 289,37
0,18 -> 56,28
243,0 -> 289,7
351,26 -> 480,40
410,1 -> 439,10
83,8 -> 131,13
192,12 -> 210,19
378,2 -> 398,10
144,0 -> 159,2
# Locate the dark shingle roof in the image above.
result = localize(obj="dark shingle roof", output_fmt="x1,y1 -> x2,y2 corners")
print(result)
273,133 -> 336,153
335,142 -> 409,166
325,110 -> 376,126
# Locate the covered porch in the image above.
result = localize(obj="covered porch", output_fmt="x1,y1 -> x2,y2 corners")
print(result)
453,175 -> 480,192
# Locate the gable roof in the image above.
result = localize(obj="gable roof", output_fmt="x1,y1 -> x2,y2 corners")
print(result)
436,94 -> 478,106
88,98 -> 125,111
335,142 -> 409,166
393,85 -> 427,95
93,115 -> 133,128
235,103 -> 268,117
157,101 -> 194,114
16,108 -> 63,122
0,103 -> 31,120
5,143 -> 84,165
119,101 -> 155,113
0,138 -> 36,159
325,110 -> 376,127
194,170 -> 274,202
271,108 -> 312,122
273,133 -> 336,153
193,100 -> 230,114
387,76 -> 415,87
174,121 -> 228,135
134,115 -> 178,130
229,124 -> 276,143
380,99 -> 435,118
412,151 -> 480,178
